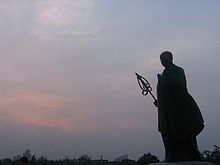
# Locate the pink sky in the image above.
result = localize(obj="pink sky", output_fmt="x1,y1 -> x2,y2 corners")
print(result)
0,0 -> 220,160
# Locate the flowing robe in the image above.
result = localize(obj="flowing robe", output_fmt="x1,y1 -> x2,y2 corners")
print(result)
157,64 -> 204,149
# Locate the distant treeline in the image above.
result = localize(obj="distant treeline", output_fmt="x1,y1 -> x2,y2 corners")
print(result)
1,145 -> 220,165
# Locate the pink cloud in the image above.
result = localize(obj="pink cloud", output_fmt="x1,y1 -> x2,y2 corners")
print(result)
32,0 -> 101,39
0,91 -> 90,132
0,89 -> 111,134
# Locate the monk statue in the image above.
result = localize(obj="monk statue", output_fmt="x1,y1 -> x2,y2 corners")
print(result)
155,51 -> 204,162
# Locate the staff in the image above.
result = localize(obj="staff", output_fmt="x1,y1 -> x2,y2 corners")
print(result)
135,73 -> 157,103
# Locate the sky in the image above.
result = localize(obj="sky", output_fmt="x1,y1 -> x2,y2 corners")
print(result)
0,0 -> 220,161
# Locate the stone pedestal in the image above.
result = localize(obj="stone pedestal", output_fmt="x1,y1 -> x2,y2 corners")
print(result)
149,162 -> 217,165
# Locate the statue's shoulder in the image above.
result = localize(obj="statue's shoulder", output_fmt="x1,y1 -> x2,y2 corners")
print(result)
173,64 -> 184,73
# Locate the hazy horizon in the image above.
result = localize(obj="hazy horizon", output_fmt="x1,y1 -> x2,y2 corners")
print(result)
0,0 -> 220,161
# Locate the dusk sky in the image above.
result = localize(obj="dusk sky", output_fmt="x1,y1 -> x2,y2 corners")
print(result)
0,0 -> 220,161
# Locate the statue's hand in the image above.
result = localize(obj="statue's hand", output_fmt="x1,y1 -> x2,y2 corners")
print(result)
153,100 -> 158,107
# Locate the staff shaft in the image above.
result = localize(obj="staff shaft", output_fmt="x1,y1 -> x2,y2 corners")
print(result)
149,90 -> 157,102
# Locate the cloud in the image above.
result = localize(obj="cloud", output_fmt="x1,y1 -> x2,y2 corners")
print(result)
32,0 -> 102,40
0,90 -> 97,133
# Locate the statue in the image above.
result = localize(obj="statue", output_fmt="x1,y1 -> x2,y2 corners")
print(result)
136,51 -> 204,162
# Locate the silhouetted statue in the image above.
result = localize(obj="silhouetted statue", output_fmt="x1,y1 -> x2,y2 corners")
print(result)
156,51 -> 204,162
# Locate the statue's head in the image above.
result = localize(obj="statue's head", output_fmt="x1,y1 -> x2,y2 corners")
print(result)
160,51 -> 173,68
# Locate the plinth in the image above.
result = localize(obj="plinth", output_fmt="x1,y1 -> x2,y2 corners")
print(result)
149,162 -> 217,165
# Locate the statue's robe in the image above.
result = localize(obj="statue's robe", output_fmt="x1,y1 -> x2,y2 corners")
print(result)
157,64 -> 204,161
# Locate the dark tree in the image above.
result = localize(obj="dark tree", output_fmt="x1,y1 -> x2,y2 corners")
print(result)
121,159 -> 138,165
37,156 -> 48,165
137,153 -> 159,165
202,145 -> 220,165
202,150 -> 212,161
1,159 -> 12,165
